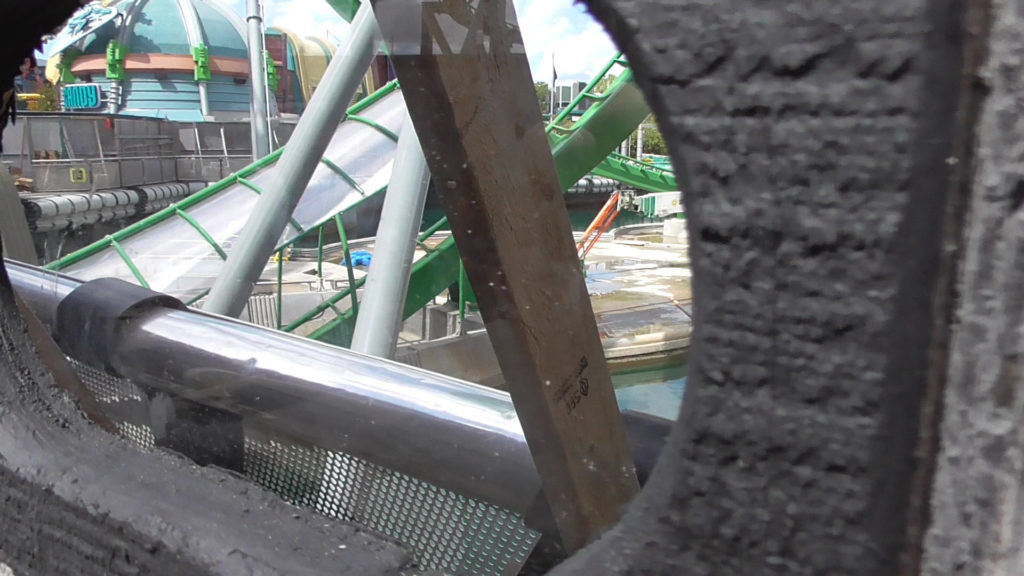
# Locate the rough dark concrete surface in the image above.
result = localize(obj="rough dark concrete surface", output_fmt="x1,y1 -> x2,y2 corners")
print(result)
0,259 -> 422,575
552,1 -> 973,574
0,0 -> 997,574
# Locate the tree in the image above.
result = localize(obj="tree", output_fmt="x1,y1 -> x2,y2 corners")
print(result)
627,115 -> 667,157
592,73 -> 618,94
37,82 -> 59,112
590,78 -> 667,158
535,81 -> 549,116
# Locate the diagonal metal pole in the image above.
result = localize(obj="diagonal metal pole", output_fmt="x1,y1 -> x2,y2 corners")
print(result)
350,113 -> 430,359
203,2 -> 381,318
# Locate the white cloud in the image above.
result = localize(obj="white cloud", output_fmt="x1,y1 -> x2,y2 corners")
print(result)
218,0 -> 616,83
219,0 -> 350,44
264,0 -> 350,42
513,0 -> 618,84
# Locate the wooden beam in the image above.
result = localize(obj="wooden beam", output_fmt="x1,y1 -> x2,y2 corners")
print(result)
370,0 -> 639,552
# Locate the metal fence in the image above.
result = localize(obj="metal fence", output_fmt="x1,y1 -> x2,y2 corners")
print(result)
10,113 -> 295,193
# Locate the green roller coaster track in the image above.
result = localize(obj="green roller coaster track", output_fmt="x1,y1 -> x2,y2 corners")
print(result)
309,51 -> 677,347
48,4 -> 676,349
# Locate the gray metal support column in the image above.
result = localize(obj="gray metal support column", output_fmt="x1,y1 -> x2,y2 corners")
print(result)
0,171 -> 36,264
106,0 -> 144,116
203,3 -> 380,318
199,85 -> 211,118
246,0 -> 271,159
350,114 -> 430,359
177,0 -> 210,117
106,83 -> 121,115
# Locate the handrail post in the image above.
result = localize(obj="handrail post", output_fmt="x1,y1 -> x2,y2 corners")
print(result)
336,214 -> 360,317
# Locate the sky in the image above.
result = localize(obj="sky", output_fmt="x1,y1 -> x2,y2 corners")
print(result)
219,0 -> 617,84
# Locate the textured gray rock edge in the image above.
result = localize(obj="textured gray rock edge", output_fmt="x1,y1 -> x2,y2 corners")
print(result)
0,266 -> 422,574
0,0 -> 1008,573
922,0 -> 1024,571
553,0 -> 975,574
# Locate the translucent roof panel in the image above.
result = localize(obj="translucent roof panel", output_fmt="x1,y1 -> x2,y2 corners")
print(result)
128,0 -> 191,55
194,0 -> 248,59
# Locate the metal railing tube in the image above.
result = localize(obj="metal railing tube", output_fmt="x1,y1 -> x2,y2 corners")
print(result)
6,264 -> 78,327
5,260 -> 541,515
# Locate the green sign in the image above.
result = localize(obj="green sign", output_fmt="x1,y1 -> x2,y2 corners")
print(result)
63,84 -> 102,110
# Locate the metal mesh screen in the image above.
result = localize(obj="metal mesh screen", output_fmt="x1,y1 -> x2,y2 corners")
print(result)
72,360 -> 146,404
70,360 -> 539,575
71,360 -> 155,450
245,429 -> 538,576
118,421 -> 156,449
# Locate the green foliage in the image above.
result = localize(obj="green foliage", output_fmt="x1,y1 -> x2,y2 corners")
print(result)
535,81 -> 549,115
37,82 -> 60,111
627,115 -> 667,157
592,73 -> 617,94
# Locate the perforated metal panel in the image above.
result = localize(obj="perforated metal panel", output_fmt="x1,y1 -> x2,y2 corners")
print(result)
245,429 -> 538,576
71,360 -> 155,450
70,359 -> 539,575
72,360 -> 146,404
118,421 -> 156,449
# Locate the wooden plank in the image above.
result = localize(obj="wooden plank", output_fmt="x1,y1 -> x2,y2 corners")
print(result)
370,0 -> 639,552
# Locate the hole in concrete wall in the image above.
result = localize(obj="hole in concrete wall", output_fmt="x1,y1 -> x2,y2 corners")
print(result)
2,1 -> 694,574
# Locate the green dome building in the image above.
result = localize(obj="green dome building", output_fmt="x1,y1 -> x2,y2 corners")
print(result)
56,0 -> 274,121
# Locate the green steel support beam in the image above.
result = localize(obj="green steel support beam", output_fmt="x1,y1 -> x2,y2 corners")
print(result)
107,237 -> 149,288
53,43 -> 672,344
325,0 -> 361,22
346,114 -> 399,141
546,69 -> 650,190
203,2 -> 380,318
335,214 -> 360,318
592,152 -> 677,193
234,176 -> 306,233
320,158 -> 366,196
308,235 -> 462,346
174,207 -> 228,260
49,80 -> 399,273
307,53 -> 672,345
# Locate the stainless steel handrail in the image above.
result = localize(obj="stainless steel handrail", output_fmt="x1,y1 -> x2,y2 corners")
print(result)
6,260 -> 541,514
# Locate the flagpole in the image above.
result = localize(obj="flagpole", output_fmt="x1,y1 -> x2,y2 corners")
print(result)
549,53 -> 556,117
